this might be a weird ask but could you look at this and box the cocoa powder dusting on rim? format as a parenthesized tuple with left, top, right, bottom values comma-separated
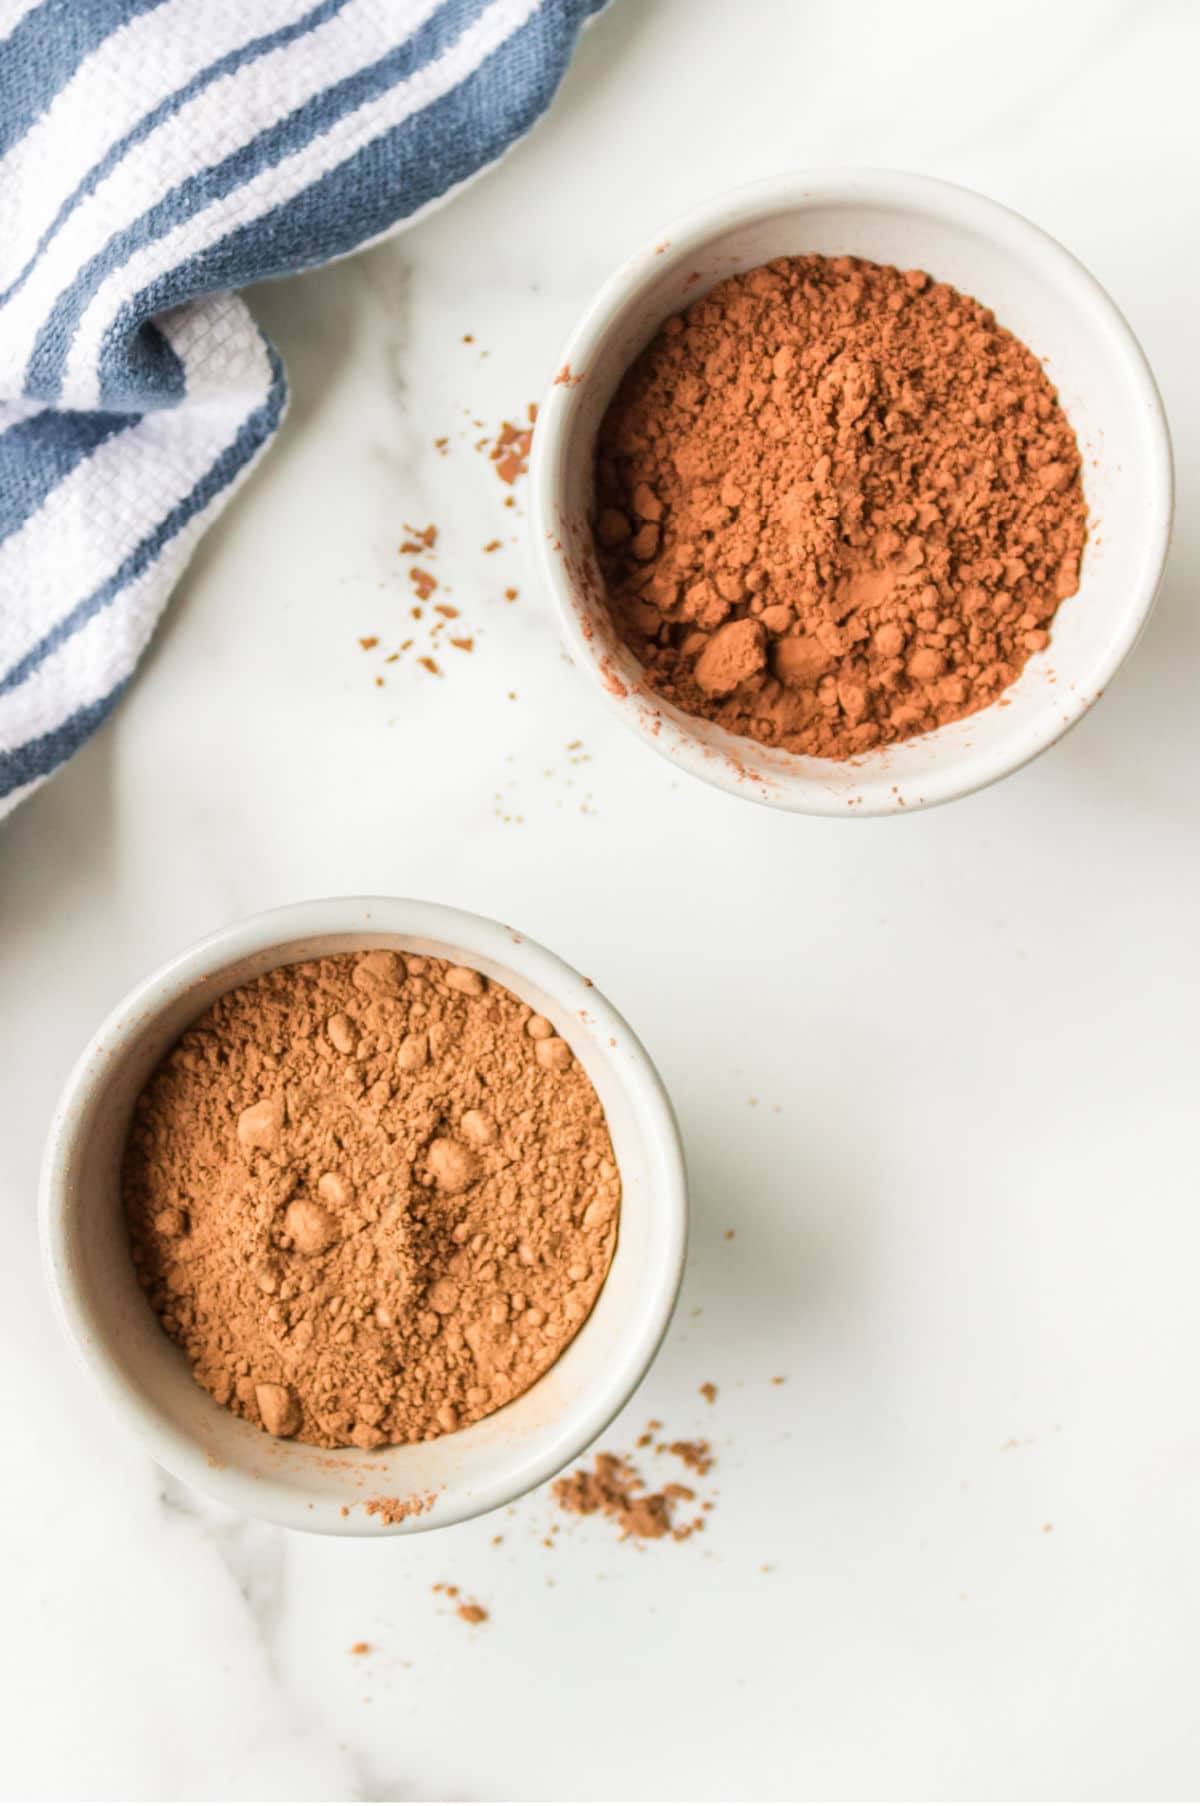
(123, 952, 619, 1450)
(594, 254, 1087, 758)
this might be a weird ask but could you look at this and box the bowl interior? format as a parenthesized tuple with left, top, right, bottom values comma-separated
(537, 178, 1171, 814)
(45, 916, 685, 1534)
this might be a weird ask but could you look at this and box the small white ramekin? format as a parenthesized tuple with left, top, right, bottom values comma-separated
(529, 169, 1173, 817)
(39, 899, 687, 1535)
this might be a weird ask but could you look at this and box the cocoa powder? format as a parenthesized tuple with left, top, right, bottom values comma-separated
(551, 1434, 715, 1542)
(594, 254, 1088, 758)
(122, 952, 619, 1448)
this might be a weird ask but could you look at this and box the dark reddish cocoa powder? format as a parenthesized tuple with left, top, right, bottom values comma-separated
(594, 254, 1088, 758)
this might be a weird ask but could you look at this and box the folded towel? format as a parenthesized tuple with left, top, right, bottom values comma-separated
(0, 0, 602, 817)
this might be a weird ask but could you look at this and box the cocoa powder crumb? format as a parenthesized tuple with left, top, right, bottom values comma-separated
(664, 1439, 713, 1476)
(699, 1381, 717, 1405)
(400, 523, 437, 555)
(457, 1602, 488, 1625)
(123, 953, 619, 1449)
(362, 1493, 434, 1526)
(487, 407, 536, 485)
(551, 1436, 717, 1544)
(358, 636, 378, 650)
(349, 1641, 370, 1655)
(595, 254, 1087, 758)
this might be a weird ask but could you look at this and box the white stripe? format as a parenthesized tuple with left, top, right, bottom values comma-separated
(0, 0, 50, 45)
(64, 0, 537, 408)
(0, 301, 270, 672)
(0, 771, 47, 818)
(0, 0, 437, 396)
(0, 0, 310, 287)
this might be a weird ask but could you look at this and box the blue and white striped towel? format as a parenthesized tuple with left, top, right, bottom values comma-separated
(0, 0, 602, 818)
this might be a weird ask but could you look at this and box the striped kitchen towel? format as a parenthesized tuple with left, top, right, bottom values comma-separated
(0, 0, 603, 818)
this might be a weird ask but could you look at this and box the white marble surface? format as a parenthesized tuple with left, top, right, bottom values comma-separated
(4, 1, 1200, 1798)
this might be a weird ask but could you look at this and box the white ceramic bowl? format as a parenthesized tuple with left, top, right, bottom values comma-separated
(39, 899, 687, 1536)
(529, 169, 1173, 817)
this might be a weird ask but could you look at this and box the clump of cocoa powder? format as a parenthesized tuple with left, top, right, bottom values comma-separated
(361, 1493, 434, 1525)
(123, 952, 619, 1449)
(487, 405, 536, 485)
(552, 1436, 714, 1542)
(594, 253, 1088, 758)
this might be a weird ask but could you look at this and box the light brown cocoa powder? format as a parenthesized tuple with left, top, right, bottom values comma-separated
(551, 1435, 715, 1542)
(594, 253, 1088, 758)
(122, 951, 619, 1449)
(361, 1493, 434, 1525)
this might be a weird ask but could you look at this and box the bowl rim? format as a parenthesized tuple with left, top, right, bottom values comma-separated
(38, 896, 689, 1535)
(528, 165, 1175, 818)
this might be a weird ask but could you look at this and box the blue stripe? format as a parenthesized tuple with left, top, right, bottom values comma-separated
(0, 0, 169, 157)
(25, 0, 493, 405)
(0, 676, 128, 801)
(0, 341, 286, 702)
(0, 408, 139, 546)
(98, 0, 598, 409)
(97, 317, 185, 413)
(0, 0, 357, 311)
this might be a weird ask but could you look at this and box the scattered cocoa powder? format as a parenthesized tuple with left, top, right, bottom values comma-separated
(487, 405, 536, 484)
(457, 1602, 488, 1625)
(349, 1641, 370, 1655)
(552, 1432, 716, 1543)
(662, 1439, 713, 1476)
(594, 254, 1087, 758)
(699, 1381, 717, 1405)
(400, 523, 437, 555)
(123, 951, 619, 1449)
(553, 1453, 672, 1540)
(362, 1492, 434, 1525)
